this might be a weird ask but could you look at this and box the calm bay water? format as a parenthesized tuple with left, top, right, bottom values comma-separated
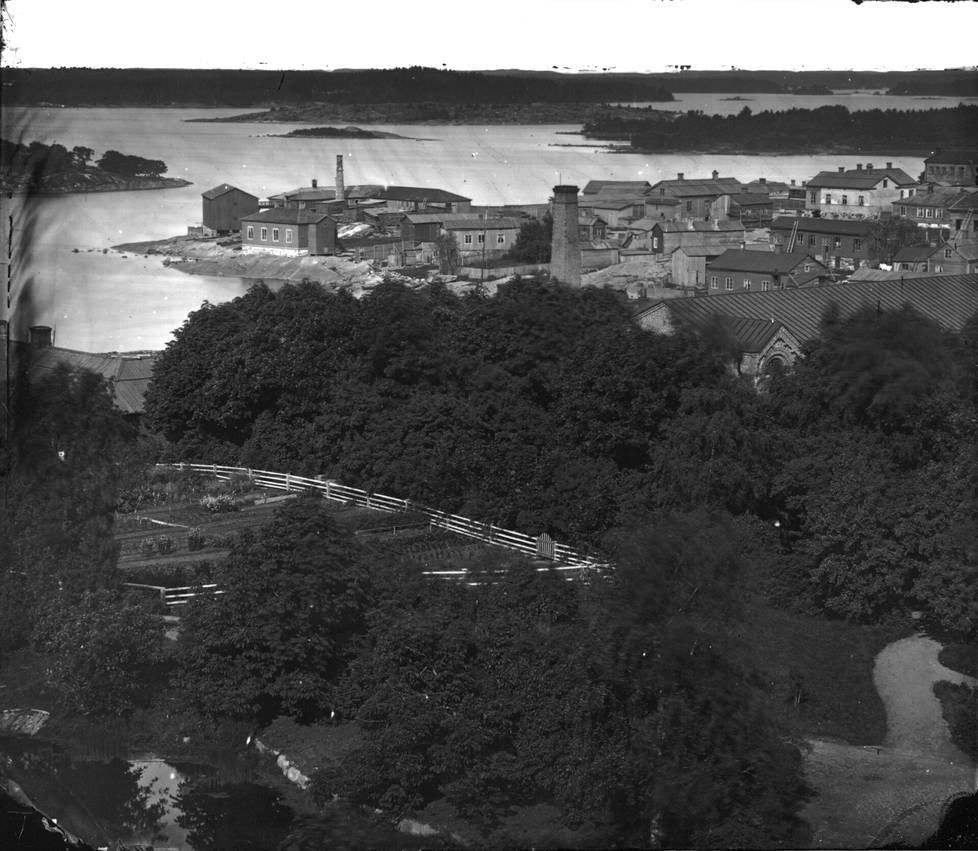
(0, 99, 939, 350)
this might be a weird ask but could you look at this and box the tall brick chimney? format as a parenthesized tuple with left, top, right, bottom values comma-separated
(336, 155, 345, 206)
(550, 185, 581, 287)
(712, 170, 719, 180)
(311, 178, 318, 188)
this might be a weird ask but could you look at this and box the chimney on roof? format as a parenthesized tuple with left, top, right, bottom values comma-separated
(886, 162, 893, 169)
(866, 162, 874, 170)
(336, 155, 345, 206)
(29, 325, 53, 348)
(677, 172, 684, 180)
(790, 179, 796, 186)
(550, 185, 581, 288)
(760, 177, 767, 184)
(712, 170, 719, 180)
(311, 178, 318, 189)
(838, 167, 845, 173)
(856, 164, 863, 171)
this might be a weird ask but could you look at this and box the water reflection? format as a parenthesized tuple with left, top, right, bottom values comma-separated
(0, 736, 294, 850)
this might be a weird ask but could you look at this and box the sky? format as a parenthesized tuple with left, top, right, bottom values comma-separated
(3, 0, 978, 73)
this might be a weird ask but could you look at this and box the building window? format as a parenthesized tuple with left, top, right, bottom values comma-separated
(743, 279, 751, 291)
(724, 277, 733, 291)
(778, 280, 785, 290)
(924, 208, 932, 218)
(463, 234, 473, 245)
(685, 201, 692, 212)
(808, 235, 816, 247)
(858, 195, 865, 206)
(823, 240, 831, 254)
(922, 262, 928, 272)
(882, 179, 888, 188)
(761, 280, 769, 291)
(260, 227, 267, 241)
(944, 248, 952, 259)
(653, 237, 660, 250)
(272, 228, 280, 242)
(809, 191, 817, 203)
(841, 195, 848, 206)
(825, 194, 832, 205)
(285, 229, 293, 244)
(247, 226, 254, 240)
(935, 265, 943, 273)
(803, 264, 812, 272)
(901, 263, 910, 270)
(900, 206, 907, 216)
(496, 233, 505, 245)
(477, 233, 485, 244)
(833, 237, 841, 248)
(710, 275, 719, 289)
(854, 238, 863, 251)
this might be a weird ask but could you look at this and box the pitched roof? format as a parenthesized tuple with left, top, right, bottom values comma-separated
(241, 208, 334, 225)
(23, 346, 157, 414)
(673, 245, 727, 258)
(645, 196, 679, 206)
(586, 197, 643, 211)
(728, 193, 774, 206)
(268, 187, 338, 201)
(649, 177, 743, 198)
(948, 190, 978, 212)
(657, 220, 745, 233)
(806, 167, 916, 189)
(741, 180, 792, 194)
(924, 149, 978, 166)
(446, 217, 523, 231)
(582, 180, 652, 196)
(720, 316, 785, 353)
(894, 244, 938, 262)
(900, 187, 965, 207)
(637, 274, 978, 344)
(708, 249, 820, 274)
(377, 185, 471, 203)
(202, 183, 256, 201)
(771, 216, 875, 236)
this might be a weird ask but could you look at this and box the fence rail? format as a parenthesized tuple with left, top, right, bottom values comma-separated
(151, 463, 610, 601)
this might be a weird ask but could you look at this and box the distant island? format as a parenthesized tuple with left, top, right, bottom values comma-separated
(583, 103, 978, 155)
(269, 125, 434, 140)
(0, 139, 190, 195)
(192, 102, 675, 125)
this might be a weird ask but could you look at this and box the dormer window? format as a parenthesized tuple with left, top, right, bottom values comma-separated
(882, 179, 889, 188)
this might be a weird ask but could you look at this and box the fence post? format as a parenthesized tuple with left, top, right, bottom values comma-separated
(366, 493, 372, 509)
(285, 473, 292, 491)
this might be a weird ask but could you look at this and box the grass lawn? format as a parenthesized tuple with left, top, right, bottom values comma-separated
(938, 643, 978, 678)
(726, 600, 912, 744)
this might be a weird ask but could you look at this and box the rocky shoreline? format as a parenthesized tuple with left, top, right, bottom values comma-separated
(1, 172, 191, 195)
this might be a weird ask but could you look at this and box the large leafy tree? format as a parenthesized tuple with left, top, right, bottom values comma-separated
(32, 590, 163, 716)
(176, 494, 372, 720)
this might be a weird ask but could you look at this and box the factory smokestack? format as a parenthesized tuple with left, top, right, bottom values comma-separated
(336, 155, 345, 206)
(550, 185, 581, 287)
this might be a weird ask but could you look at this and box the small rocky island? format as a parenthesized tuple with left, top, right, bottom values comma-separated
(0, 139, 191, 195)
(270, 125, 433, 141)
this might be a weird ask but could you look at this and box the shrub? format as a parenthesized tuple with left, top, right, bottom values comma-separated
(187, 527, 205, 552)
(156, 535, 174, 555)
(140, 538, 157, 558)
(199, 494, 237, 514)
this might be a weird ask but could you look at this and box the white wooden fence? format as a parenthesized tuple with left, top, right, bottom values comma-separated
(143, 463, 609, 603)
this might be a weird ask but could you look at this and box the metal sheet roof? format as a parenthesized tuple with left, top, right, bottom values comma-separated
(377, 186, 471, 203)
(708, 249, 819, 274)
(639, 274, 978, 344)
(924, 150, 978, 166)
(241, 209, 334, 225)
(771, 216, 875, 236)
(806, 168, 916, 189)
(650, 177, 744, 198)
(25, 347, 158, 414)
(202, 183, 256, 201)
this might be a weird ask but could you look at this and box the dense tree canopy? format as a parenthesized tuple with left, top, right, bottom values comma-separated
(176, 494, 373, 720)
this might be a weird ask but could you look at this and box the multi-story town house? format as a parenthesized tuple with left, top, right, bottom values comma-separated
(896, 188, 978, 238)
(770, 216, 876, 269)
(706, 249, 829, 293)
(923, 149, 978, 187)
(805, 162, 917, 217)
(647, 171, 743, 220)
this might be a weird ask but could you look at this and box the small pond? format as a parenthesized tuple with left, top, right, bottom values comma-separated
(0, 734, 295, 850)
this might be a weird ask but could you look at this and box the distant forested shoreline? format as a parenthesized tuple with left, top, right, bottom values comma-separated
(583, 104, 978, 154)
(6, 66, 976, 109)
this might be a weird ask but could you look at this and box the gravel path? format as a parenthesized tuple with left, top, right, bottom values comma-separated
(875, 634, 976, 762)
(801, 633, 977, 848)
